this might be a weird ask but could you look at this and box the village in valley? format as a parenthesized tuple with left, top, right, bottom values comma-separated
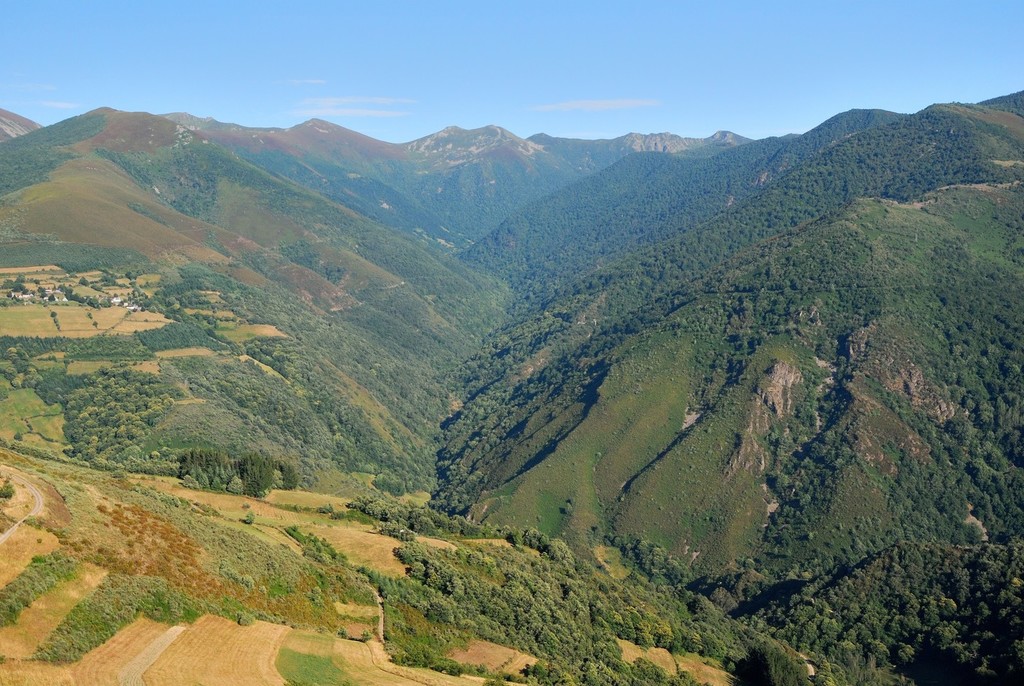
(1, 265, 161, 338)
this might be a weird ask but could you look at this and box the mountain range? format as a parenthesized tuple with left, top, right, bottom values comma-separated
(2, 90, 1024, 684)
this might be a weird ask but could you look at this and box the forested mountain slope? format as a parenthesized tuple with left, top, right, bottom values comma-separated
(169, 114, 747, 245)
(465, 109, 900, 303)
(0, 108, 505, 492)
(436, 96, 1024, 580)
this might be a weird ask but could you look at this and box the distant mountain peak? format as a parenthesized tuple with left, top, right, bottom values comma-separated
(407, 124, 544, 165)
(0, 108, 41, 141)
(619, 130, 750, 153)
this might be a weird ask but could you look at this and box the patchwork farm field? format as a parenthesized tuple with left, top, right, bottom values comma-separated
(0, 452, 508, 686)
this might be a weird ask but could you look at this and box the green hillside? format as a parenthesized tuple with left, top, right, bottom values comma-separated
(0, 109, 506, 493)
(464, 109, 901, 302)
(176, 117, 749, 247)
(436, 98, 1024, 580)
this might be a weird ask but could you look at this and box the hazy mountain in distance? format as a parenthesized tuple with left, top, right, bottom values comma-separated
(165, 113, 749, 244)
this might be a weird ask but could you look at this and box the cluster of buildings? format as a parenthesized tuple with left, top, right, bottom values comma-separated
(6, 287, 68, 302)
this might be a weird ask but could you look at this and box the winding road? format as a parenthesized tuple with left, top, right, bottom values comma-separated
(0, 470, 44, 545)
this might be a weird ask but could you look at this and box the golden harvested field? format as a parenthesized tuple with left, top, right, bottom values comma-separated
(0, 660, 74, 686)
(0, 564, 107, 658)
(65, 361, 113, 375)
(617, 639, 735, 685)
(109, 312, 170, 333)
(155, 347, 216, 358)
(265, 489, 350, 511)
(331, 637, 482, 686)
(617, 638, 677, 674)
(67, 617, 172, 686)
(217, 323, 287, 342)
(307, 525, 407, 577)
(419, 536, 457, 551)
(145, 615, 288, 686)
(0, 266, 62, 276)
(0, 527, 60, 588)
(675, 654, 736, 686)
(0, 307, 59, 336)
(448, 639, 537, 674)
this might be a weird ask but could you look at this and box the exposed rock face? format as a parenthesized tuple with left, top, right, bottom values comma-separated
(847, 323, 958, 423)
(759, 362, 803, 418)
(619, 130, 747, 153)
(0, 108, 40, 141)
(728, 361, 803, 478)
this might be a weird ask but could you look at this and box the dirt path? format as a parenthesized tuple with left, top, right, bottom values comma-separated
(0, 471, 45, 545)
(118, 625, 187, 686)
(375, 588, 385, 642)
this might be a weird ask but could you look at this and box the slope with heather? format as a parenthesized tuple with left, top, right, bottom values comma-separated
(169, 113, 748, 245)
(0, 109, 506, 492)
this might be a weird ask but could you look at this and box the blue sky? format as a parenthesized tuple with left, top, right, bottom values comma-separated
(3, 1, 1021, 143)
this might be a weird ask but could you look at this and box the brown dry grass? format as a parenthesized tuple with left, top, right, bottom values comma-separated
(65, 361, 113, 375)
(448, 639, 537, 673)
(459, 538, 511, 548)
(0, 266, 62, 275)
(145, 615, 288, 686)
(135, 478, 325, 528)
(131, 360, 161, 374)
(618, 640, 734, 685)
(334, 601, 378, 619)
(618, 639, 676, 674)
(69, 617, 172, 686)
(0, 308, 59, 337)
(332, 637, 482, 685)
(0, 660, 74, 686)
(0, 564, 107, 658)
(154, 347, 216, 358)
(264, 489, 350, 510)
(418, 537, 457, 551)
(0, 527, 60, 588)
(307, 525, 407, 577)
(217, 323, 287, 342)
(675, 654, 736, 686)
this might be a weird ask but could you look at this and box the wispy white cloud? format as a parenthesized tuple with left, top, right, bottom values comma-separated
(296, 107, 410, 118)
(301, 96, 416, 106)
(1, 82, 57, 92)
(39, 100, 80, 109)
(532, 98, 660, 112)
(293, 96, 415, 118)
